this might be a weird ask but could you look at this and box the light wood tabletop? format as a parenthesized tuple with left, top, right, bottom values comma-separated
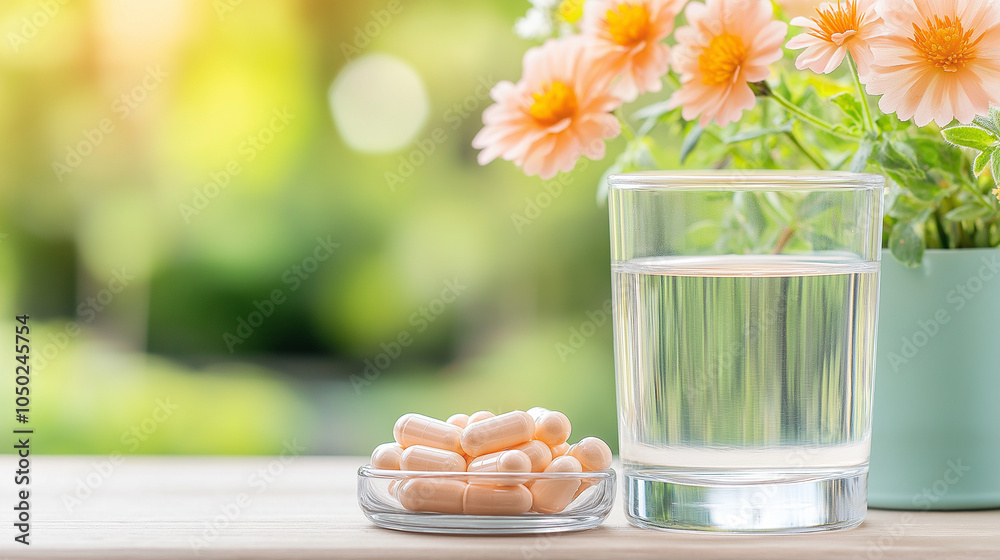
(1, 455, 998, 559)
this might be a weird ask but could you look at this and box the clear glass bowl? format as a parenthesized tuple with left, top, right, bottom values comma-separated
(357, 465, 616, 534)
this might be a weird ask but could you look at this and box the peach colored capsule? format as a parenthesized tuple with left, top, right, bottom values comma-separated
(399, 445, 467, 472)
(371, 442, 404, 470)
(549, 442, 570, 457)
(467, 449, 532, 475)
(530, 455, 583, 513)
(393, 413, 463, 454)
(446, 413, 470, 429)
(573, 479, 595, 500)
(464, 484, 532, 515)
(468, 410, 495, 423)
(397, 478, 467, 514)
(568, 437, 612, 471)
(461, 411, 534, 456)
(508, 440, 553, 472)
(527, 406, 548, 418)
(387, 479, 401, 498)
(533, 410, 572, 446)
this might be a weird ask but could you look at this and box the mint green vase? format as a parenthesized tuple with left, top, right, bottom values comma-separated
(869, 248, 1000, 509)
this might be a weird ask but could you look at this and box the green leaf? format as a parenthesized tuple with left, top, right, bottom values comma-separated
(763, 192, 794, 223)
(888, 220, 925, 267)
(973, 115, 1000, 136)
(849, 140, 874, 173)
(630, 137, 659, 170)
(909, 136, 964, 177)
(876, 112, 906, 132)
(685, 219, 723, 248)
(973, 108, 1000, 136)
(830, 92, 863, 127)
(944, 204, 991, 222)
(632, 100, 676, 121)
(875, 140, 921, 178)
(596, 161, 623, 204)
(874, 140, 944, 201)
(888, 194, 932, 222)
(679, 124, 703, 164)
(974, 150, 993, 175)
(726, 126, 792, 144)
(734, 191, 767, 243)
(992, 151, 1000, 183)
(941, 125, 998, 151)
(802, 230, 840, 251)
(797, 192, 837, 220)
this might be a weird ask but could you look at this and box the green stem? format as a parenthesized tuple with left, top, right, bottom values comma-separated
(847, 55, 878, 136)
(783, 130, 826, 170)
(769, 89, 861, 141)
(616, 108, 635, 142)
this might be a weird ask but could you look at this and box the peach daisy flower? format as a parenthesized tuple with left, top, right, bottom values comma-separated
(472, 38, 622, 179)
(667, 0, 788, 127)
(581, 0, 686, 102)
(862, 0, 1000, 127)
(786, 0, 882, 76)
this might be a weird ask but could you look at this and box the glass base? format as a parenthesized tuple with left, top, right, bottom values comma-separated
(623, 465, 868, 533)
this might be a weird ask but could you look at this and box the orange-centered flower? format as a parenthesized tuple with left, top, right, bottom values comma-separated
(668, 0, 787, 127)
(786, 0, 882, 75)
(911, 15, 980, 73)
(863, 0, 1000, 127)
(813, 0, 860, 43)
(606, 3, 652, 47)
(529, 82, 579, 127)
(472, 38, 622, 179)
(699, 33, 747, 86)
(581, 0, 685, 101)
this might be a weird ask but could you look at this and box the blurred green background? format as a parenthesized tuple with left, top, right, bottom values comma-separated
(0, 0, 620, 455)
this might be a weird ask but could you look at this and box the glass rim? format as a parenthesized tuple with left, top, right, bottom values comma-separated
(358, 464, 616, 480)
(608, 170, 884, 190)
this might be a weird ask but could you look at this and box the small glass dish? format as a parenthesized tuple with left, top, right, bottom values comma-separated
(357, 465, 616, 534)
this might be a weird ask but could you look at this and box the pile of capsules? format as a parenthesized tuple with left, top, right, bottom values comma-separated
(370, 407, 612, 516)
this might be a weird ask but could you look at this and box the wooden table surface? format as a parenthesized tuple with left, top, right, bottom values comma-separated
(1, 456, 998, 559)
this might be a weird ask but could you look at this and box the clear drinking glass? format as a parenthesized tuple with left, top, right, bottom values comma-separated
(608, 171, 884, 533)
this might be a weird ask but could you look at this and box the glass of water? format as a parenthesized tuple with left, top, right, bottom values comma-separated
(608, 171, 884, 533)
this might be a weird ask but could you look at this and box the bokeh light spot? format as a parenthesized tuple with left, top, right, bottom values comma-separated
(329, 54, 429, 153)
